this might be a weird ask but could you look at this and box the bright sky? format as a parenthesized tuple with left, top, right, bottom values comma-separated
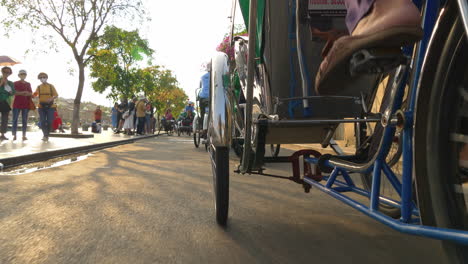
(0, 0, 243, 107)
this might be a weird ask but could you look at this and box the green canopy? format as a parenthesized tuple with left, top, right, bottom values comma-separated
(238, 0, 265, 62)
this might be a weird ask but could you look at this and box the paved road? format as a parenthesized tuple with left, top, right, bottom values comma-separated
(0, 135, 446, 263)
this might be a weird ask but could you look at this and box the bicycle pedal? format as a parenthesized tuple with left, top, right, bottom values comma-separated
(349, 48, 409, 77)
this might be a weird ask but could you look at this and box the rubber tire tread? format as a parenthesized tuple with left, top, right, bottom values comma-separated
(213, 146, 229, 226)
(415, 8, 468, 263)
(194, 132, 200, 148)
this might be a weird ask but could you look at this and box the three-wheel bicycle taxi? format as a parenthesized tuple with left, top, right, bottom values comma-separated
(193, 87, 210, 149)
(207, 0, 468, 262)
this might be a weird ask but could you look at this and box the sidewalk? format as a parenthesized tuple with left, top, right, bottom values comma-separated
(0, 129, 148, 160)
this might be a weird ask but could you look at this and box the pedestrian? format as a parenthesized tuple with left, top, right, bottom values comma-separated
(123, 97, 135, 135)
(111, 102, 118, 129)
(145, 101, 153, 134)
(94, 105, 102, 123)
(0, 67, 15, 140)
(114, 97, 127, 134)
(151, 106, 157, 134)
(136, 95, 146, 135)
(131, 97, 138, 134)
(12, 69, 33, 141)
(33, 72, 58, 142)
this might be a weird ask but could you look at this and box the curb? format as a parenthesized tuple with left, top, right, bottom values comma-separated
(0, 134, 161, 169)
(49, 133, 94, 138)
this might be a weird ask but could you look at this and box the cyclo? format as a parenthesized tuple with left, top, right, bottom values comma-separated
(194, 69, 211, 149)
(207, 0, 468, 262)
(158, 109, 176, 136)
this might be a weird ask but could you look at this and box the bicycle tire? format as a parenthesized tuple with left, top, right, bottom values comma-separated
(210, 146, 229, 226)
(360, 72, 404, 218)
(194, 131, 200, 148)
(415, 11, 468, 263)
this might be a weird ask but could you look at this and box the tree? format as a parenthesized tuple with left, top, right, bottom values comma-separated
(88, 25, 153, 101)
(0, 0, 145, 134)
(88, 27, 187, 116)
(137, 66, 187, 117)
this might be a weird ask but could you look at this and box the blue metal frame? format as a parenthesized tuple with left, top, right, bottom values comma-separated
(304, 0, 468, 245)
(287, 0, 315, 118)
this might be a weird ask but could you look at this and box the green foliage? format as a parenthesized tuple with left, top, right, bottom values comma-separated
(0, 0, 145, 56)
(0, 0, 146, 134)
(136, 66, 188, 116)
(88, 27, 187, 115)
(88, 26, 154, 100)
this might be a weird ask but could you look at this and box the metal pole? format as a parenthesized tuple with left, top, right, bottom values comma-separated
(229, 0, 237, 46)
(241, 0, 258, 173)
(295, 0, 310, 110)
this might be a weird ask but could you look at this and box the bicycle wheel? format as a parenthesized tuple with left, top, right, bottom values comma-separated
(168, 125, 173, 136)
(362, 134, 403, 218)
(232, 140, 243, 158)
(210, 146, 229, 226)
(194, 131, 201, 148)
(361, 74, 405, 218)
(157, 124, 162, 135)
(415, 12, 468, 263)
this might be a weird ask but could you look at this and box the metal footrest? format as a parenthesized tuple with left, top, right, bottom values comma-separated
(350, 48, 409, 77)
(255, 117, 380, 145)
(278, 96, 363, 119)
(261, 149, 323, 193)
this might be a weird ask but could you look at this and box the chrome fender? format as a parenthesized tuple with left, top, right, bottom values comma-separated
(193, 115, 199, 131)
(203, 113, 209, 130)
(208, 52, 232, 147)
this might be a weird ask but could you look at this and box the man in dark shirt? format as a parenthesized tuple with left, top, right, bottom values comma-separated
(114, 98, 128, 133)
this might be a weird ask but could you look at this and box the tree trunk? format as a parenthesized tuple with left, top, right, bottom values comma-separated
(71, 61, 85, 134)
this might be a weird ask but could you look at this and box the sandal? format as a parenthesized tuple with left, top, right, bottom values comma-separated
(315, 26, 423, 96)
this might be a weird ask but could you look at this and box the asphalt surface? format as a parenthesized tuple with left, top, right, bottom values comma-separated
(0, 135, 446, 264)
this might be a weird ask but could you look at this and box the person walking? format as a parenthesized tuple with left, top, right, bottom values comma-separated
(0, 67, 15, 140)
(114, 98, 127, 133)
(131, 97, 138, 134)
(33, 72, 58, 142)
(123, 97, 136, 135)
(111, 103, 118, 129)
(135, 95, 146, 135)
(145, 101, 153, 134)
(12, 69, 32, 141)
